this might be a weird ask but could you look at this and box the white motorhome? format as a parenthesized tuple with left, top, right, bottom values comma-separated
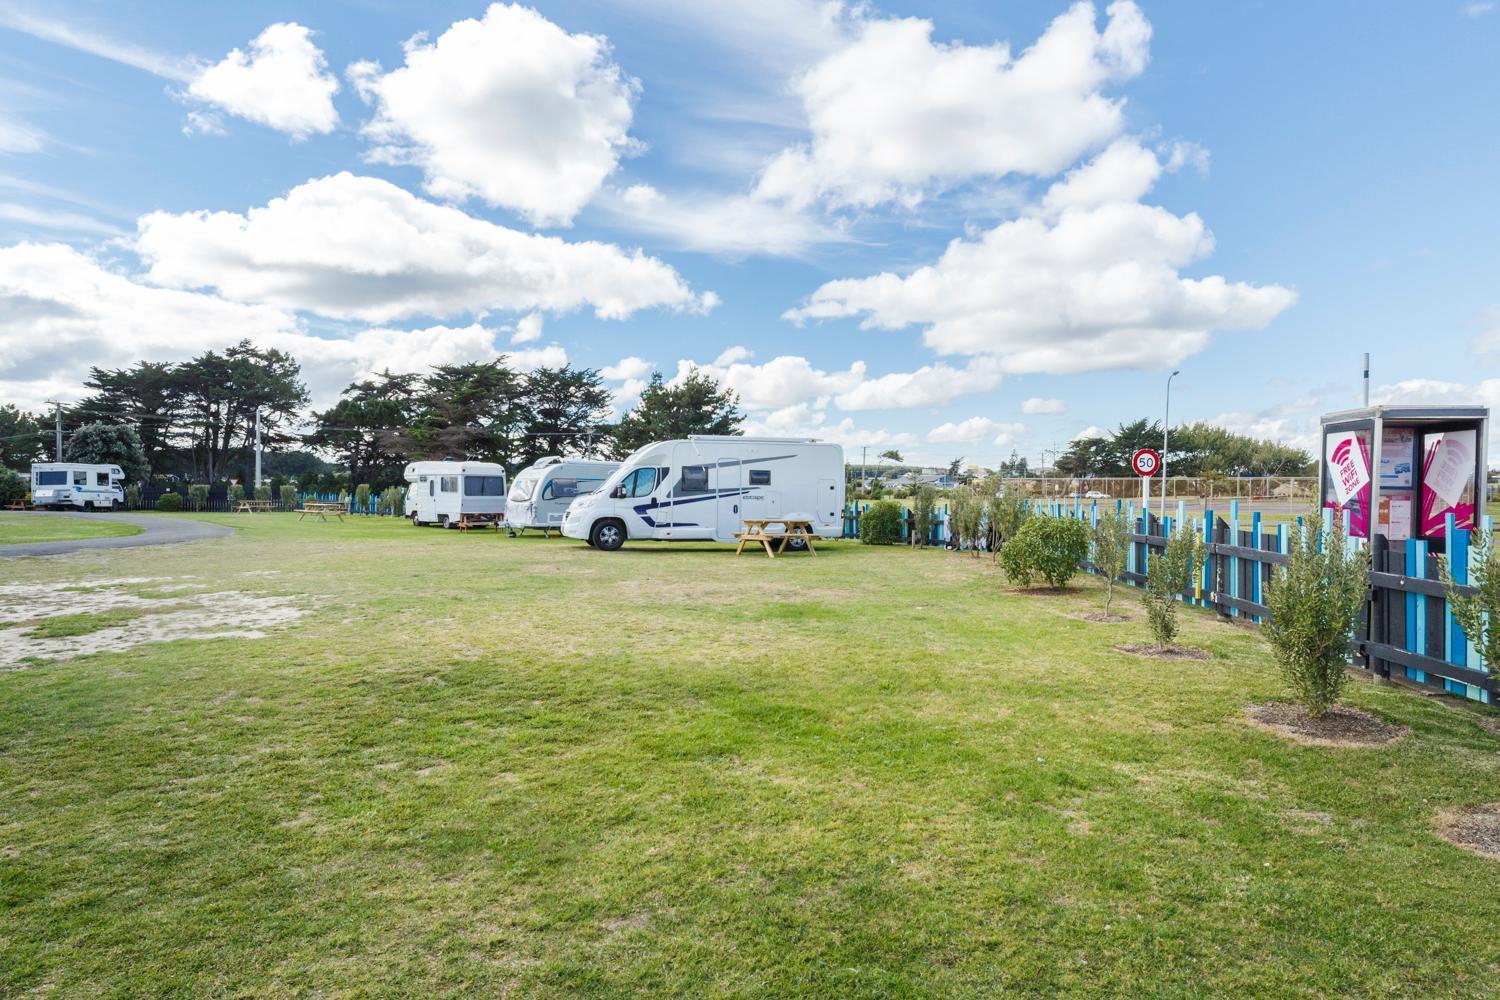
(561, 436, 845, 550)
(29, 463, 124, 510)
(506, 457, 619, 534)
(402, 461, 508, 527)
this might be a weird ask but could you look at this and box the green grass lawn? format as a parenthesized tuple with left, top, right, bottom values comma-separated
(0, 512, 142, 545)
(2, 514, 1497, 997)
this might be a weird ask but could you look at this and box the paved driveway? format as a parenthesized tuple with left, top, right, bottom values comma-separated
(0, 512, 232, 558)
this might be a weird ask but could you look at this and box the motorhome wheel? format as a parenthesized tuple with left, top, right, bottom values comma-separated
(591, 520, 624, 551)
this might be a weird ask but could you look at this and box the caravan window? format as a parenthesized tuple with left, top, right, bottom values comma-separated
(464, 475, 506, 496)
(96, 472, 110, 486)
(73, 471, 87, 486)
(749, 470, 771, 486)
(509, 475, 537, 502)
(677, 465, 710, 495)
(440, 476, 458, 493)
(36, 470, 65, 486)
(620, 467, 659, 498)
(543, 477, 578, 499)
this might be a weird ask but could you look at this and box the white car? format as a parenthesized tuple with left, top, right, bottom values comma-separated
(1084, 490, 1109, 499)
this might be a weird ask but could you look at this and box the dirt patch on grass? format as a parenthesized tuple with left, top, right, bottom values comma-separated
(1066, 611, 1131, 624)
(1475, 714, 1500, 737)
(1114, 643, 1210, 660)
(1435, 803, 1500, 860)
(1009, 586, 1075, 597)
(1244, 703, 1409, 748)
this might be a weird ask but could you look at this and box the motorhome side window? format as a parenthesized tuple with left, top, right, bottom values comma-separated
(73, 471, 87, 486)
(620, 467, 658, 497)
(749, 470, 771, 486)
(36, 471, 65, 485)
(464, 475, 505, 496)
(678, 466, 710, 494)
(440, 476, 458, 493)
(544, 478, 578, 499)
(96, 472, 110, 486)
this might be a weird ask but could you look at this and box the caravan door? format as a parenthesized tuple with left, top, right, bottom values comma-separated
(715, 459, 743, 541)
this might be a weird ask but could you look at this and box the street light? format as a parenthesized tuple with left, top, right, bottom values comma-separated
(1160, 370, 1180, 520)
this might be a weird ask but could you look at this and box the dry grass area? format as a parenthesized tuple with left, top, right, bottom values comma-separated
(1, 513, 1498, 997)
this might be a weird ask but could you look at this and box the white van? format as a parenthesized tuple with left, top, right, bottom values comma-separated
(402, 461, 508, 527)
(30, 463, 124, 510)
(561, 436, 845, 550)
(506, 457, 619, 534)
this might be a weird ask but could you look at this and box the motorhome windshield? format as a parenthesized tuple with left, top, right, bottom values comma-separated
(509, 474, 537, 502)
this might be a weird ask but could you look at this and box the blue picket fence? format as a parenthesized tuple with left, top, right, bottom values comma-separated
(842, 502, 950, 544)
(1038, 496, 1493, 705)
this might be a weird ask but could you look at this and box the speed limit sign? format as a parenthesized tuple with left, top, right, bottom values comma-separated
(1131, 448, 1160, 477)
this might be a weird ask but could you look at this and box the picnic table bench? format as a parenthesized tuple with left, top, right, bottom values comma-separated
(455, 512, 504, 532)
(295, 501, 347, 522)
(734, 517, 819, 558)
(232, 499, 273, 513)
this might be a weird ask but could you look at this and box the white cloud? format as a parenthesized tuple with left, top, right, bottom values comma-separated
(0, 7, 196, 81)
(600, 183, 847, 256)
(0, 114, 47, 154)
(133, 172, 716, 323)
(0, 202, 123, 236)
(786, 140, 1295, 374)
(1462, 2, 1495, 16)
(0, 242, 581, 410)
(1470, 306, 1500, 358)
(714, 345, 753, 366)
(1021, 397, 1067, 415)
(832, 358, 1003, 410)
(510, 311, 543, 344)
(1072, 425, 1109, 441)
(739, 406, 917, 452)
(928, 416, 1024, 445)
(672, 354, 866, 411)
(350, 3, 638, 226)
(602, 356, 653, 381)
(181, 110, 227, 137)
(755, 1, 1151, 210)
(187, 23, 340, 139)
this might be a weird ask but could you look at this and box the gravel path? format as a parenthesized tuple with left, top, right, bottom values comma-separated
(0, 512, 232, 559)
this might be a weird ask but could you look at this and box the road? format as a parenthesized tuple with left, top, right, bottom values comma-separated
(0, 512, 232, 559)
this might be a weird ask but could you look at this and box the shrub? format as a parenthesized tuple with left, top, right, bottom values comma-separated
(188, 484, 209, 511)
(1091, 507, 1133, 617)
(228, 483, 245, 504)
(1002, 516, 1090, 589)
(1263, 514, 1367, 717)
(989, 487, 1031, 550)
(0, 467, 27, 506)
(155, 492, 183, 512)
(254, 484, 271, 502)
(125, 483, 141, 510)
(860, 500, 903, 545)
(380, 486, 405, 516)
(1144, 524, 1204, 648)
(355, 483, 372, 513)
(911, 485, 937, 547)
(1442, 528, 1500, 673)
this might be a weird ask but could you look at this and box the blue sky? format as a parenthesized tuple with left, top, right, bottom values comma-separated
(2, 0, 1498, 468)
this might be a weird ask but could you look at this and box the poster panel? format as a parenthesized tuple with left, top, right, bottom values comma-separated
(1379, 427, 1414, 488)
(1420, 430, 1477, 537)
(1324, 431, 1372, 538)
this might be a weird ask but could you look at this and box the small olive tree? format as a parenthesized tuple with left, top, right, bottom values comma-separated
(355, 483, 372, 514)
(1091, 507, 1134, 617)
(1263, 514, 1368, 717)
(1441, 527, 1500, 671)
(989, 487, 1031, 552)
(911, 485, 937, 547)
(1144, 524, 1204, 648)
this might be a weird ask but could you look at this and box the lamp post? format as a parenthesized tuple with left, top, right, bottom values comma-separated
(1160, 370, 1180, 520)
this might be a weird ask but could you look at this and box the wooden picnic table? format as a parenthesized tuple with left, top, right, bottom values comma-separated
(734, 517, 818, 558)
(296, 501, 347, 522)
(455, 512, 504, 532)
(232, 499, 273, 513)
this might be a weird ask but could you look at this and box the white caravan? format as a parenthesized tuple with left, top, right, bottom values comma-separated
(30, 463, 124, 510)
(402, 461, 508, 527)
(506, 457, 620, 534)
(561, 436, 845, 550)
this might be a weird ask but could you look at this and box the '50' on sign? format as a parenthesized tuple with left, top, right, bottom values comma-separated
(1131, 448, 1160, 477)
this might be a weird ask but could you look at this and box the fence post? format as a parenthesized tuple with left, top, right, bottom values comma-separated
(1228, 500, 1241, 618)
(1406, 537, 1425, 683)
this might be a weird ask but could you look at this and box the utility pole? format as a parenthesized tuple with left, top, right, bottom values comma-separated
(861, 445, 867, 488)
(45, 400, 62, 460)
(1362, 352, 1370, 407)
(253, 406, 262, 489)
(1161, 370, 1180, 520)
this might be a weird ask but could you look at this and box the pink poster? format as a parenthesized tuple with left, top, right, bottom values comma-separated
(1324, 432, 1371, 538)
(1419, 430, 1476, 537)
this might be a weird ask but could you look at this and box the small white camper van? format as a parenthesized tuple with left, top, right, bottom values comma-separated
(561, 436, 845, 550)
(506, 457, 620, 533)
(402, 461, 508, 527)
(30, 463, 124, 510)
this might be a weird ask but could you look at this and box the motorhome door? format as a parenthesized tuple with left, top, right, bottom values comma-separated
(715, 459, 742, 540)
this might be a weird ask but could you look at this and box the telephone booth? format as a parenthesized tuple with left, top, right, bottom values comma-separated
(1319, 404, 1488, 552)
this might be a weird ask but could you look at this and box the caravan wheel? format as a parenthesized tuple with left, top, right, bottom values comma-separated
(590, 520, 624, 551)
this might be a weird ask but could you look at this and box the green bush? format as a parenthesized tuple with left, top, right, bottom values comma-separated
(154, 492, 183, 512)
(1091, 507, 1134, 617)
(1144, 525, 1204, 648)
(188, 484, 209, 511)
(355, 483, 372, 513)
(1264, 514, 1368, 717)
(911, 485, 936, 547)
(228, 483, 245, 504)
(1001, 516, 1090, 589)
(125, 483, 141, 510)
(860, 500, 903, 545)
(0, 467, 27, 506)
(989, 487, 1031, 549)
(254, 485, 271, 502)
(380, 486, 405, 516)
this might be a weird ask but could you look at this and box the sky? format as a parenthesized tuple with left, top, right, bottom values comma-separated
(1, 0, 1498, 469)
